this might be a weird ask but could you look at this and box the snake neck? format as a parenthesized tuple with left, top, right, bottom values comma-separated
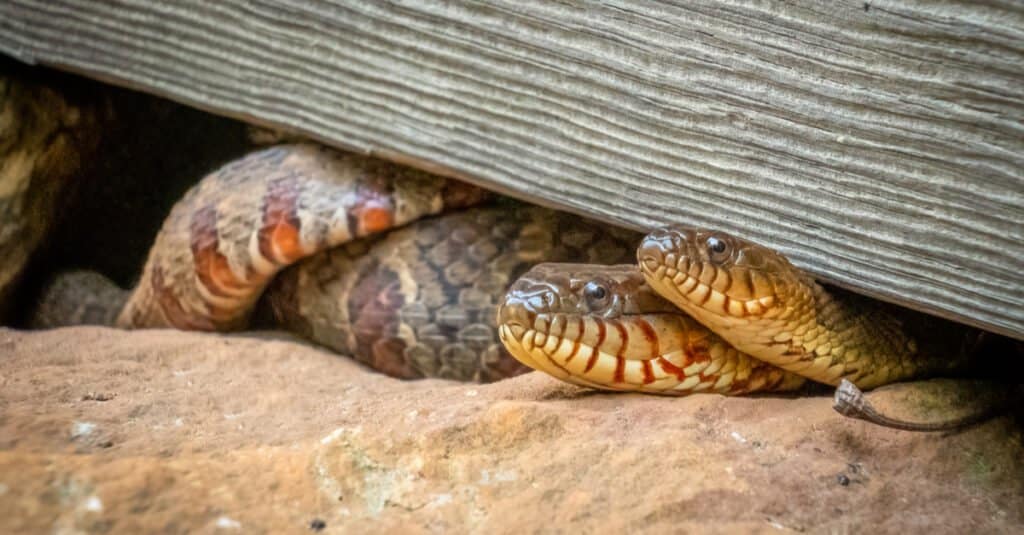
(730, 280, 974, 388)
(634, 226, 995, 391)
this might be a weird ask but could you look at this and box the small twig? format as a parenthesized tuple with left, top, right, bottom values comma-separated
(832, 379, 1008, 432)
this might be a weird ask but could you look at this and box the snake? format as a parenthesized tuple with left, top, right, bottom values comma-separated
(497, 227, 996, 399)
(33, 142, 641, 382)
(35, 141, 1007, 418)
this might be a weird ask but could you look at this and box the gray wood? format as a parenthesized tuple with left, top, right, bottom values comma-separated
(1, 0, 1021, 339)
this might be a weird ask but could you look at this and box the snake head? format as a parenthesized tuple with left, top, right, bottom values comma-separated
(497, 263, 674, 338)
(497, 262, 806, 394)
(497, 263, 713, 391)
(637, 226, 806, 325)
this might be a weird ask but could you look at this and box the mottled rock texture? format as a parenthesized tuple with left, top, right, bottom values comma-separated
(1, 327, 1020, 533)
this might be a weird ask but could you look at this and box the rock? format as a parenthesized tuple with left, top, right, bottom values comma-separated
(0, 63, 111, 319)
(0, 327, 1021, 533)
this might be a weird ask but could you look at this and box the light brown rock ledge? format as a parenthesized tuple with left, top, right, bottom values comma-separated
(0, 327, 1020, 534)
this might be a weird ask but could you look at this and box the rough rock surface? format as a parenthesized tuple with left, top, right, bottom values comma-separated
(1, 327, 1021, 534)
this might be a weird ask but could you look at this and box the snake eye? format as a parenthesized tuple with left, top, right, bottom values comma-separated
(583, 281, 610, 310)
(706, 236, 730, 262)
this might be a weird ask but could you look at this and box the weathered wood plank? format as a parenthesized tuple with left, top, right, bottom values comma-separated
(1, 1, 1022, 338)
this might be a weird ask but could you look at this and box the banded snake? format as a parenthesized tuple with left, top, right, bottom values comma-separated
(35, 143, 1011, 428)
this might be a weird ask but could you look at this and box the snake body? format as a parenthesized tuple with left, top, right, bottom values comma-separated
(39, 142, 993, 393)
(264, 205, 638, 381)
(116, 143, 488, 332)
(43, 143, 640, 381)
(498, 227, 988, 394)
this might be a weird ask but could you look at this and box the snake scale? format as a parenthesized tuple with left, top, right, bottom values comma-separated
(36, 143, 640, 382)
(38, 142, 1002, 400)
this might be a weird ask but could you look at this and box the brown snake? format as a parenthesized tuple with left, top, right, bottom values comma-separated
(35, 143, 640, 382)
(497, 227, 993, 397)
(497, 264, 808, 394)
(38, 142, 1005, 410)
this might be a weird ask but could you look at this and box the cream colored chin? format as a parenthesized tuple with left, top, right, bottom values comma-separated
(501, 323, 657, 391)
(498, 324, 730, 395)
(498, 324, 608, 390)
(497, 324, 545, 373)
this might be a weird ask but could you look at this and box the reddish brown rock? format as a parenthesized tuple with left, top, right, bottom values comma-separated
(0, 327, 1021, 533)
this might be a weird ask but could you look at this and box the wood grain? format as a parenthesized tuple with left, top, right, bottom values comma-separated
(1, 1, 1021, 338)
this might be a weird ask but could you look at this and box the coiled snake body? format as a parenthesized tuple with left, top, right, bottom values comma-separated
(38, 143, 640, 382)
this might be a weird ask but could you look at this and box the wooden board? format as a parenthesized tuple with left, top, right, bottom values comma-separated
(1, 1, 1022, 339)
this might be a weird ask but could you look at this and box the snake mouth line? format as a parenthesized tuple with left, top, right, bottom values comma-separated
(643, 263, 775, 319)
(498, 320, 749, 395)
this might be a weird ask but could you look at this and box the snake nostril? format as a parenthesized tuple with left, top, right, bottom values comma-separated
(498, 286, 548, 333)
(497, 299, 531, 332)
(639, 253, 662, 273)
(639, 229, 677, 270)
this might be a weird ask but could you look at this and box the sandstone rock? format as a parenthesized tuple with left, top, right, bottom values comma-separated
(0, 327, 1021, 533)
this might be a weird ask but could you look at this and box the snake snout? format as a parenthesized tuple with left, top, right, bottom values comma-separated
(497, 284, 555, 339)
(638, 227, 691, 273)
